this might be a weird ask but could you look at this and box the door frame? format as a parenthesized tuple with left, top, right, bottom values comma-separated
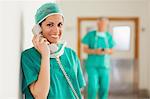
(77, 17, 139, 93)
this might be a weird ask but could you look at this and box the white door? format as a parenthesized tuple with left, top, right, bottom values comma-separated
(109, 20, 136, 94)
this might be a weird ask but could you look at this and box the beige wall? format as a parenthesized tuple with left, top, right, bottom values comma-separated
(0, 1, 22, 99)
(148, 0, 150, 94)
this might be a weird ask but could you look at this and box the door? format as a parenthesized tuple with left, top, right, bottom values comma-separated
(108, 19, 139, 94)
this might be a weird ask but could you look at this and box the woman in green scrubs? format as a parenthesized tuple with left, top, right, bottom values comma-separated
(21, 3, 85, 99)
(82, 17, 115, 99)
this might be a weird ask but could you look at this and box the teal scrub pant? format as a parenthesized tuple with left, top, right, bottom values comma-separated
(86, 67, 110, 99)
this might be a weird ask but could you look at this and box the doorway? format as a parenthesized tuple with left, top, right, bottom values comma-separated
(77, 17, 139, 95)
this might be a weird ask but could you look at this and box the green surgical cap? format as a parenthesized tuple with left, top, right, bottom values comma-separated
(35, 3, 63, 24)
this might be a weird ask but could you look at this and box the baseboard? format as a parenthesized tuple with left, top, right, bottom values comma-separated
(109, 89, 150, 98)
(138, 89, 150, 98)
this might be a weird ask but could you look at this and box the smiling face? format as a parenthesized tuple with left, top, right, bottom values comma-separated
(40, 14, 64, 44)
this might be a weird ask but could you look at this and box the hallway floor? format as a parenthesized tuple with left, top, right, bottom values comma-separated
(109, 94, 150, 99)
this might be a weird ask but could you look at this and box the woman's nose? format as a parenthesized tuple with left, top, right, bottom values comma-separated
(52, 26, 59, 34)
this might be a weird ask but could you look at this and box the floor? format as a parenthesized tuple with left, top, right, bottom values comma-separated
(82, 59, 150, 99)
(109, 94, 150, 99)
(110, 59, 134, 94)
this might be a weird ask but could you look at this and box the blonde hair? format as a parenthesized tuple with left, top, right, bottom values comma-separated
(97, 17, 109, 22)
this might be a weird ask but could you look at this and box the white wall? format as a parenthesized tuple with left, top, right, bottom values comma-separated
(148, 0, 150, 95)
(0, 1, 22, 99)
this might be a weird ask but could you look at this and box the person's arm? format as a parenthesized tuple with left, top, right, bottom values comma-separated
(82, 44, 103, 55)
(103, 49, 114, 55)
(29, 34, 50, 99)
(29, 56, 50, 99)
(83, 44, 114, 55)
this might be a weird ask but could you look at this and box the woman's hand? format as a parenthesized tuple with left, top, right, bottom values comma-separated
(30, 34, 51, 98)
(32, 34, 50, 57)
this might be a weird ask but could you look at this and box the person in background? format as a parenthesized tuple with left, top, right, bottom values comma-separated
(82, 17, 116, 99)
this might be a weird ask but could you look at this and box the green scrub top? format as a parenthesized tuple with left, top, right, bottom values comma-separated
(21, 47, 86, 99)
(82, 30, 116, 69)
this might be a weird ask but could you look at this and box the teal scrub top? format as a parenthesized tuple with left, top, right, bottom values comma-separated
(21, 47, 86, 99)
(82, 30, 116, 69)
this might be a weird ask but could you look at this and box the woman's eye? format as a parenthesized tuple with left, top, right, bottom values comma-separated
(58, 23, 63, 27)
(47, 24, 53, 27)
